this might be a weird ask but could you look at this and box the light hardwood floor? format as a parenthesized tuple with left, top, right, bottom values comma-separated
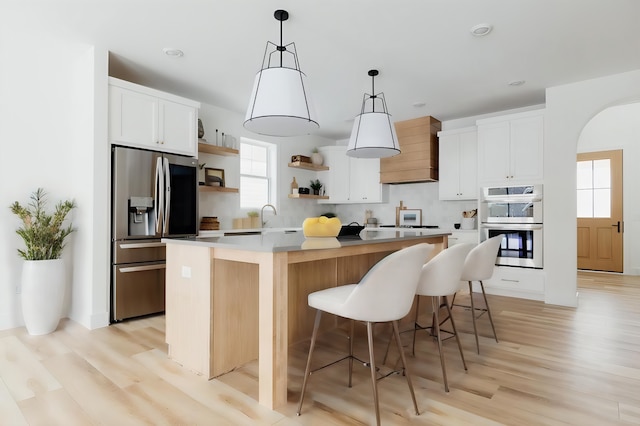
(2, 271, 639, 425)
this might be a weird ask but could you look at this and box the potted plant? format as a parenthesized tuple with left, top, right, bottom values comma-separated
(310, 179, 323, 196)
(311, 147, 324, 166)
(247, 210, 260, 228)
(10, 188, 76, 335)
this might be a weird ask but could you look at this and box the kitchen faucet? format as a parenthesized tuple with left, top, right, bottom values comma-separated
(261, 204, 277, 228)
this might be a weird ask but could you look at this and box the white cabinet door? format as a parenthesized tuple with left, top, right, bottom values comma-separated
(317, 147, 349, 204)
(318, 146, 384, 204)
(438, 133, 460, 200)
(510, 114, 543, 182)
(477, 109, 544, 186)
(349, 157, 382, 202)
(109, 78, 200, 157)
(109, 85, 159, 148)
(458, 130, 478, 199)
(160, 100, 197, 156)
(477, 121, 510, 185)
(438, 128, 478, 200)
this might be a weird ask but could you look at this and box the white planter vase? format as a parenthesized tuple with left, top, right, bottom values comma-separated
(21, 259, 65, 335)
(311, 152, 324, 166)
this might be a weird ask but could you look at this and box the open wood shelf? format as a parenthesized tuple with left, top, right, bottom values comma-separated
(199, 185, 239, 193)
(288, 162, 329, 171)
(198, 142, 239, 156)
(288, 193, 329, 200)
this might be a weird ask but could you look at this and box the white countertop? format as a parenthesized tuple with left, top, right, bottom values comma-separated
(166, 228, 452, 253)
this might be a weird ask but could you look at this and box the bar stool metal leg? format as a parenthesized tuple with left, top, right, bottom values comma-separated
(366, 322, 381, 426)
(444, 295, 467, 372)
(392, 320, 420, 416)
(297, 310, 322, 416)
(468, 281, 481, 354)
(348, 319, 354, 387)
(432, 296, 450, 392)
(479, 280, 499, 343)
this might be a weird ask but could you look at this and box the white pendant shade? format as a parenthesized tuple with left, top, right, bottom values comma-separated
(244, 67, 319, 137)
(346, 111, 400, 158)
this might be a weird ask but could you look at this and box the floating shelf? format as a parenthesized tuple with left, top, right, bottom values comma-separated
(199, 185, 239, 193)
(288, 162, 329, 171)
(198, 143, 239, 156)
(288, 193, 329, 200)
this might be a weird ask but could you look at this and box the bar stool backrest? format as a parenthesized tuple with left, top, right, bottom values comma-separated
(417, 243, 474, 297)
(460, 235, 503, 282)
(342, 243, 433, 322)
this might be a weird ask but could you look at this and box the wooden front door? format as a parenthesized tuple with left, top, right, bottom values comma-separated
(577, 150, 623, 272)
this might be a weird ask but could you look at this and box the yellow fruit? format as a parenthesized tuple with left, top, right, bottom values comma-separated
(302, 216, 341, 237)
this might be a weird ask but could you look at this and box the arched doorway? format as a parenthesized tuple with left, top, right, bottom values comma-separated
(576, 102, 640, 275)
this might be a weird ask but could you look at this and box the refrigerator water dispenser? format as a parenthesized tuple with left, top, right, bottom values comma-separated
(129, 196, 154, 236)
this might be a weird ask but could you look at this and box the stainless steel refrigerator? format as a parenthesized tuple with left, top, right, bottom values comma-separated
(111, 145, 198, 322)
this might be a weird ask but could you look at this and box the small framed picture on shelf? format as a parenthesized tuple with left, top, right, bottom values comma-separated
(205, 168, 225, 187)
(399, 209, 422, 227)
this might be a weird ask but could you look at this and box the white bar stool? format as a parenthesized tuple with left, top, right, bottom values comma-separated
(413, 243, 474, 392)
(297, 243, 434, 426)
(455, 234, 503, 354)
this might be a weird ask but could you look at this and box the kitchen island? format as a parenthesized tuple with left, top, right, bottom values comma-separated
(162, 228, 450, 409)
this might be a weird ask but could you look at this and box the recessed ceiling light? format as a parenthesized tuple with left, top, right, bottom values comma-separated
(508, 80, 526, 86)
(163, 48, 184, 57)
(470, 23, 493, 37)
(412, 102, 426, 108)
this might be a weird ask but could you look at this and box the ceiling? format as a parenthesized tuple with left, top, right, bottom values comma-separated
(6, 0, 640, 139)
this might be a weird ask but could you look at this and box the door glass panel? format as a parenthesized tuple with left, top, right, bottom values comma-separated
(577, 189, 593, 217)
(576, 159, 611, 218)
(593, 159, 610, 188)
(593, 188, 611, 218)
(576, 161, 592, 189)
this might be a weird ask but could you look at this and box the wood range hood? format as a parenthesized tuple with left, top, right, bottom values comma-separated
(380, 115, 441, 184)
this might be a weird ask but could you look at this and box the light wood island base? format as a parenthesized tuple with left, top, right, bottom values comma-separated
(164, 235, 446, 409)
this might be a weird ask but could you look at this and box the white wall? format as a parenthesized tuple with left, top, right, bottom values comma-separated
(577, 103, 640, 275)
(0, 25, 109, 329)
(197, 103, 335, 229)
(545, 69, 640, 306)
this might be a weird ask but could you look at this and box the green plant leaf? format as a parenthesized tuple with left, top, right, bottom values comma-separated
(10, 188, 76, 260)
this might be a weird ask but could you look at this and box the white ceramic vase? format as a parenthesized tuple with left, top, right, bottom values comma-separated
(311, 152, 324, 166)
(21, 259, 65, 335)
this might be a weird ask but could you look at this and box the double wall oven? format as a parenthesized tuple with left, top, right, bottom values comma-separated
(479, 184, 543, 269)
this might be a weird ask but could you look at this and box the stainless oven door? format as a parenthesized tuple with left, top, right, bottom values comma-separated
(480, 223, 543, 268)
(481, 199, 543, 223)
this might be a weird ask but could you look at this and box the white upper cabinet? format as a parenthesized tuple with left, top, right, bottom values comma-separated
(109, 77, 200, 156)
(438, 126, 478, 200)
(477, 109, 544, 186)
(317, 146, 386, 204)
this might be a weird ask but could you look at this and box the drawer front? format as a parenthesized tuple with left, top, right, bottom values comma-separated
(483, 267, 545, 293)
(114, 241, 165, 264)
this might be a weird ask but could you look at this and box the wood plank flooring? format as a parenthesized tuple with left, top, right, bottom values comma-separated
(1, 271, 639, 425)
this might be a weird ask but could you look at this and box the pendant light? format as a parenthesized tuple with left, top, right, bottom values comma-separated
(346, 69, 400, 158)
(244, 9, 319, 137)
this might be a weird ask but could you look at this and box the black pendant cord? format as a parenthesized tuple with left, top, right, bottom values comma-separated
(369, 69, 379, 112)
(274, 10, 289, 68)
(279, 17, 283, 67)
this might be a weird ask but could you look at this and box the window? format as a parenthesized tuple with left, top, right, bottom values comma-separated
(240, 138, 277, 209)
(577, 159, 611, 218)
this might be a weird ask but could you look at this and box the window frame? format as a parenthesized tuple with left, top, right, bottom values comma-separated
(239, 138, 278, 210)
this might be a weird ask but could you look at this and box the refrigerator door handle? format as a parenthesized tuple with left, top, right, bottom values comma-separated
(118, 264, 167, 273)
(163, 157, 171, 235)
(119, 242, 165, 249)
(154, 157, 164, 234)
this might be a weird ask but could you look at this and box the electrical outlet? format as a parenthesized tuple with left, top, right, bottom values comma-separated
(181, 266, 192, 278)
